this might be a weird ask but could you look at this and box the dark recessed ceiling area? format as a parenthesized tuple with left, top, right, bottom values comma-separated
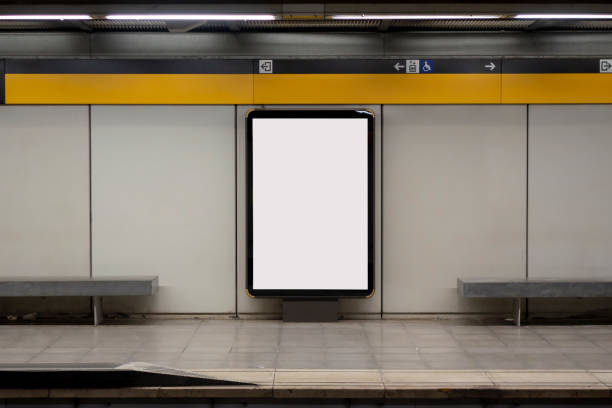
(2, 1, 612, 32)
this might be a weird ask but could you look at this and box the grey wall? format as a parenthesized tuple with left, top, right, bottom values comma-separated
(0, 106, 90, 277)
(383, 105, 527, 314)
(1, 103, 612, 317)
(0, 106, 90, 314)
(528, 105, 612, 314)
(91, 105, 235, 314)
(529, 105, 612, 280)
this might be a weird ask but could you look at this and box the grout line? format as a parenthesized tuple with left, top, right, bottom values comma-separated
(179, 320, 202, 357)
(589, 370, 611, 389)
(483, 370, 496, 386)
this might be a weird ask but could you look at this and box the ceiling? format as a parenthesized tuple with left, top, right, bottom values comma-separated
(2, 1, 612, 32)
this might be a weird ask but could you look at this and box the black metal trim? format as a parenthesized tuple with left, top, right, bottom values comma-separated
(5, 59, 253, 74)
(246, 109, 375, 298)
(7, 57, 612, 75)
(503, 57, 604, 73)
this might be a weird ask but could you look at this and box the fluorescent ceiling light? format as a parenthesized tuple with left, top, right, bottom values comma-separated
(0, 15, 91, 20)
(106, 14, 275, 20)
(515, 14, 612, 19)
(330, 14, 500, 20)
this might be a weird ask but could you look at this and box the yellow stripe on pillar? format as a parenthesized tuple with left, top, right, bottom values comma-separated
(254, 73, 501, 104)
(502, 74, 612, 104)
(5, 74, 254, 104)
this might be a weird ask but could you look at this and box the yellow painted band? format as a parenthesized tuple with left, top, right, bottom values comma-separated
(5, 73, 253, 104)
(502, 73, 612, 104)
(6, 72, 612, 104)
(254, 73, 501, 104)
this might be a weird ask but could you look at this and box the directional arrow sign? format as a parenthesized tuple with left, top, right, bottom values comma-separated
(485, 62, 496, 71)
(394, 62, 405, 72)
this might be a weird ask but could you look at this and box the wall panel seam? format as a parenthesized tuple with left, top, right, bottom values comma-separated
(234, 104, 239, 317)
(380, 104, 384, 317)
(89, 104, 93, 279)
(525, 104, 529, 318)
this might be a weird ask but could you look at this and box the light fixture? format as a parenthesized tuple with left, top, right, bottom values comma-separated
(514, 14, 612, 19)
(0, 15, 91, 20)
(330, 14, 501, 20)
(105, 14, 276, 20)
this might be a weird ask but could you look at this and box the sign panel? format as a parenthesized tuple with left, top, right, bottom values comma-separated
(252, 58, 500, 74)
(246, 110, 374, 297)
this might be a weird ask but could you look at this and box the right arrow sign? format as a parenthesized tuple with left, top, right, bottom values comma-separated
(485, 62, 496, 71)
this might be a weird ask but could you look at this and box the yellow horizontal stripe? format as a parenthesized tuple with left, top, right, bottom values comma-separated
(502, 73, 612, 104)
(7, 72, 612, 105)
(254, 74, 501, 104)
(5, 74, 253, 104)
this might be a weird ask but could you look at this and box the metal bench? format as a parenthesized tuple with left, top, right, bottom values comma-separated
(457, 278, 612, 326)
(0, 276, 158, 325)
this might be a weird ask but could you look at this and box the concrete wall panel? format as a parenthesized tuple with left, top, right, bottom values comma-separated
(529, 106, 612, 276)
(0, 106, 90, 314)
(383, 105, 527, 313)
(91, 105, 235, 313)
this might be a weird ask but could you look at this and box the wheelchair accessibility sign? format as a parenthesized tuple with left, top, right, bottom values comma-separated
(420, 60, 434, 73)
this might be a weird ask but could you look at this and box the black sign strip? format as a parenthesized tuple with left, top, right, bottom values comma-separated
(255, 58, 500, 74)
(502, 58, 602, 74)
(0, 59, 4, 104)
(6, 59, 253, 74)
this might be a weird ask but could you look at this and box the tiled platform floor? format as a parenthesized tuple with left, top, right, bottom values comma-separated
(1, 319, 612, 370)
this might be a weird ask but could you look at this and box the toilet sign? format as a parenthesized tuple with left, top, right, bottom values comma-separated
(406, 59, 420, 73)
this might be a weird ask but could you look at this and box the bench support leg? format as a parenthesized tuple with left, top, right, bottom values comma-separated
(513, 297, 523, 327)
(92, 296, 103, 326)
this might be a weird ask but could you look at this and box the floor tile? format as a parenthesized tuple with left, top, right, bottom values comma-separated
(0, 320, 610, 373)
(275, 369, 381, 384)
(591, 371, 612, 386)
(377, 360, 429, 369)
(326, 360, 378, 369)
(0, 352, 36, 363)
(487, 370, 601, 385)
(382, 370, 492, 385)
(194, 369, 275, 385)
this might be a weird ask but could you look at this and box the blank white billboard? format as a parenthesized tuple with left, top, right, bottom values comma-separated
(247, 110, 373, 297)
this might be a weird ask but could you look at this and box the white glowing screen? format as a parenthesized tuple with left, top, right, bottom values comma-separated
(252, 117, 369, 290)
